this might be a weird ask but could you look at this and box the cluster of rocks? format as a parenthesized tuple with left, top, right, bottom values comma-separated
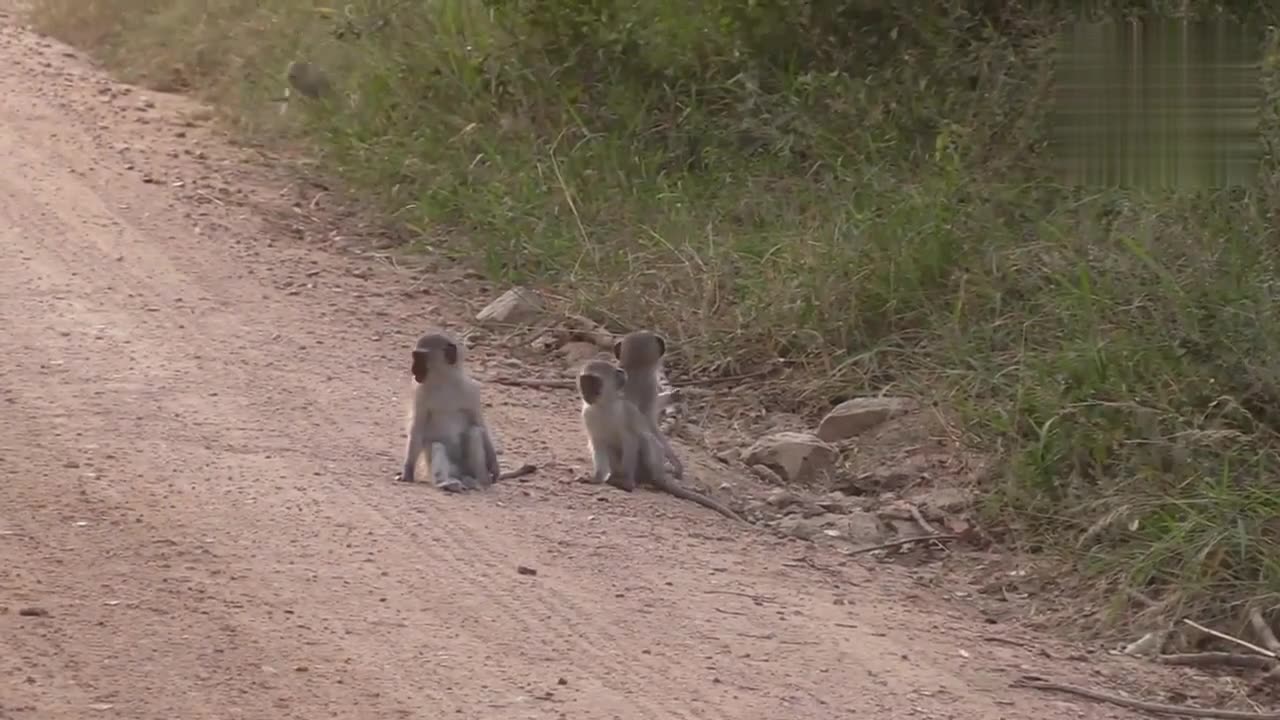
(741, 398, 976, 551)
(475, 286, 977, 555)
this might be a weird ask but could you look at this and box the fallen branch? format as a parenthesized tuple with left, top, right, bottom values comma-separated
(1011, 675, 1280, 719)
(1156, 653, 1277, 671)
(844, 534, 958, 556)
(1250, 609, 1280, 656)
(669, 366, 778, 388)
(485, 376, 575, 389)
(908, 504, 940, 535)
(486, 366, 778, 391)
(1183, 619, 1279, 659)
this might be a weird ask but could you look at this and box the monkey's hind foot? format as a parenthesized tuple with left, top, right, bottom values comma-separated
(433, 476, 467, 493)
(605, 473, 636, 492)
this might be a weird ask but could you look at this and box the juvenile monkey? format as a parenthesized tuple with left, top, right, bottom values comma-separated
(577, 360, 743, 523)
(396, 331, 534, 491)
(613, 330, 685, 480)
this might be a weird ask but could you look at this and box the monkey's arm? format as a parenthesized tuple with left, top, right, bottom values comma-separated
(479, 423, 500, 484)
(611, 425, 639, 492)
(400, 431, 422, 482)
(428, 441, 464, 492)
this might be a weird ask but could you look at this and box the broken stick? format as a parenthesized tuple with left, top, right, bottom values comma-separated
(908, 504, 940, 535)
(844, 534, 958, 556)
(1156, 652, 1277, 671)
(1183, 618, 1278, 659)
(1012, 675, 1280, 719)
(486, 377, 575, 389)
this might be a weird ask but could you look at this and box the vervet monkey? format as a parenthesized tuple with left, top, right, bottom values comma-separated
(613, 330, 684, 480)
(397, 331, 534, 491)
(577, 360, 743, 523)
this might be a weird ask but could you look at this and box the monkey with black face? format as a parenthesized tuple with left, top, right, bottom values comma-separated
(397, 331, 534, 491)
(578, 359, 743, 522)
(613, 330, 684, 480)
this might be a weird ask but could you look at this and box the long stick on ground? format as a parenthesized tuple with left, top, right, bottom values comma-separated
(844, 534, 957, 556)
(1183, 619, 1278, 659)
(1012, 676, 1280, 719)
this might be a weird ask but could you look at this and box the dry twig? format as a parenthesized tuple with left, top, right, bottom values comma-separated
(486, 366, 778, 391)
(1012, 675, 1280, 719)
(1156, 653, 1277, 671)
(908, 504, 940, 535)
(844, 534, 958, 556)
(1184, 619, 1279, 659)
(669, 366, 778, 388)
(485, 376, 575, 389)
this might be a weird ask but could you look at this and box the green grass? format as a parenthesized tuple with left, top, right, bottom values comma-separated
(30, 0, 1280, 626)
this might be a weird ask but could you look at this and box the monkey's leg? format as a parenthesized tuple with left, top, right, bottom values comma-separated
(478, 424, 501, 486)
(399, 433, 422, 482)
(656, 431, 685, 480)
(607, 433, 639, 492)
(463, 426, 492, 489)
(428, 442, 465, 493)
(585, 438, 611, 484)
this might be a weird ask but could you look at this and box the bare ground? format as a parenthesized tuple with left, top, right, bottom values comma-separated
(0, 10, 1256, 720)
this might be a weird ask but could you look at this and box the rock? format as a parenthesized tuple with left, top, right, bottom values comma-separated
(558, 341, 601, 366)
(748, 463, 784, 485)
(765, 488, 801, 508)
(876, 500, 917, 522)
(814, 494, 851, 515)
(832, 467, 916, 495)
(884, 518, 922, 537)
(476, 287, 543, 326)
(775, 514, 833, 541)
(816, 396, 918, 442)
(744, 432, 838, 484)
(914, 486, 973, 516)
(843, 511, 889, 544)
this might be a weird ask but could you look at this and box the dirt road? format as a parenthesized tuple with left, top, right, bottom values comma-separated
(0, 12, 1183, 720)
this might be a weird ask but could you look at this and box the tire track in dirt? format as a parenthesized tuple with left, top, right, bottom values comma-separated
(0, 10, 1172, 720)
(0, 98, 724, 720)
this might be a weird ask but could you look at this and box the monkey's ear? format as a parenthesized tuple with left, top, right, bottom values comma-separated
(411, 350, 428, 383)
(612, 339, 623, 360)
(443, 342, 458, 365)
(654, 334, 666, 357)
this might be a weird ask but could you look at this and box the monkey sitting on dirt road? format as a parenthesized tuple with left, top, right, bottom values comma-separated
(577, 359, 743, 523)
(612, 330, 685, 480)
(396, 331, 535, 491)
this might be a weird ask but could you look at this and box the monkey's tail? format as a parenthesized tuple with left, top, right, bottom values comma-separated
(656, 480, 746, 524)
(498, 463, 537, 481)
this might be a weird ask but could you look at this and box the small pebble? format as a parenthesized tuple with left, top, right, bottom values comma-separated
(516, 565, 537, 576)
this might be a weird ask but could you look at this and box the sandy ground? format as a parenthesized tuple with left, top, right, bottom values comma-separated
(0, 10, 1218, 720)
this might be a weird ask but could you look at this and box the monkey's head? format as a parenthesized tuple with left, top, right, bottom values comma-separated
(577, 360, 626, 405)
(410, 332, 461, 383)
(613, 330, 666, 369)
